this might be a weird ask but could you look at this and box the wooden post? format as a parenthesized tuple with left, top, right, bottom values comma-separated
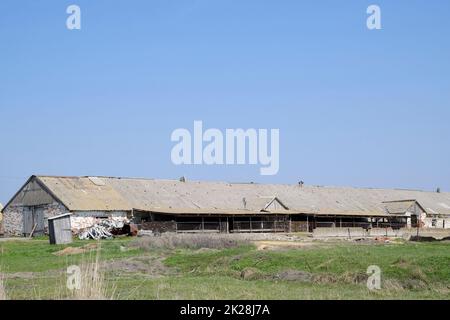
(29, 223, 37, 238)
(306, 215, 309, 232)
(415, 204, 420, 237)
(201, 217, 205, 233)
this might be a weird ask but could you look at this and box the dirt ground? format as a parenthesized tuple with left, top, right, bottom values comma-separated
(53, 243, 98, 256)
(102, 255, 173, 277)
(254, 240, 317, 250)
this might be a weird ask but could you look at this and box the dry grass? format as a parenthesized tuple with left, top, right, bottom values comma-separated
(130, 233, 250, 250)
(0, 246, 7, 300)
(383, 279, 405, 293)
(0, 270, 7, 300)
(65, 246, 115, 300)
(1, 246, 116, 300)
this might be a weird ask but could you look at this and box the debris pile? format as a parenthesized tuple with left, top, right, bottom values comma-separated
(71, 216, 98, 234)
(78, 219, 130, 240)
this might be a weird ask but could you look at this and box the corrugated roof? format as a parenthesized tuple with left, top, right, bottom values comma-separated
(134, 207, 268, 215)
(28, 176, 450, 217)
(38, 176, 130, 211)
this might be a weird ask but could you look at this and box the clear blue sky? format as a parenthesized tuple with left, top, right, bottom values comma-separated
(1, 0, 450, 203)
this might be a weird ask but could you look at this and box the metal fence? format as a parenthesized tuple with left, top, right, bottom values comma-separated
(231, 220, 288, 233)
(175, 219, 289, 233)
(173, 218, 411, 233)
(176, 221, 222, 233)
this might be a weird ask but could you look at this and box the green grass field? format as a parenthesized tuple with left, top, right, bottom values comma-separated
(1, 237, 449, 300)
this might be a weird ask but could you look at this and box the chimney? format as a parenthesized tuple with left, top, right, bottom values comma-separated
(242, 197, 247, 209)
(179, 176, 186, 183)
(437, 187, 441, 193)
(298, 181, 304, 187)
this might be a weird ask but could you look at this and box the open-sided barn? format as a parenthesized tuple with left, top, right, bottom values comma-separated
(1, 175, 450, 237)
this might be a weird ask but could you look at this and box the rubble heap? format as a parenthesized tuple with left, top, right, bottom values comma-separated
(78, 219, 130, 240)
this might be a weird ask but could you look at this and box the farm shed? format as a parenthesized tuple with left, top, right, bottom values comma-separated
(48, 213, 73, 244)
(1, 175, 450, 237)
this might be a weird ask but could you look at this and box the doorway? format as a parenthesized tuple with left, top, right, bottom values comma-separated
(23, 206, 45, 237)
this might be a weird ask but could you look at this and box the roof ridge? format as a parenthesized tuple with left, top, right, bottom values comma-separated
(32, 175, 449, 194)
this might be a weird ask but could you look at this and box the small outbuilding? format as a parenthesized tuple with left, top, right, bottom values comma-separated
(48, 213, 73, 244)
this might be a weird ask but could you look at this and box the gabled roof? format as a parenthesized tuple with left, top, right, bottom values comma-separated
(243, 196, 289, 212)
(3, 175, 450, 217)
(383, 200, 426, 215)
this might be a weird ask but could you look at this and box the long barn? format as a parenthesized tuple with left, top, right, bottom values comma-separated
(1, 175, 450, 237)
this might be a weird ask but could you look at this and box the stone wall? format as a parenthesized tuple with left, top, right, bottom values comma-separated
(2, 205, 24, 236)
(313, 227, 450, 239)
(313, 227, 402, 238)
(70, 214, 129, 233)
(423, 217, 450, 229)
(2, 202, 67, 236)
(3, 207, 129, 237)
